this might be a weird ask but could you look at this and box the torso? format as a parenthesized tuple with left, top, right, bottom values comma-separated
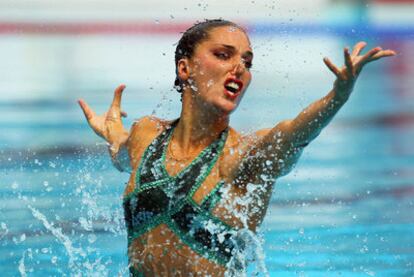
(123, 116, 268, 276)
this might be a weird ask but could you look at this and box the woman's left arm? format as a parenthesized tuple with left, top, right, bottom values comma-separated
(233, 43, 395, 229)
(242, 42, 396, 179)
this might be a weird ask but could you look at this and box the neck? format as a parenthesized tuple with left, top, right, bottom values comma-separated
(172, 92, 229, 155)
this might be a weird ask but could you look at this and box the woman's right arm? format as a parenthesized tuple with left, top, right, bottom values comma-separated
(78, 84, 131, 172)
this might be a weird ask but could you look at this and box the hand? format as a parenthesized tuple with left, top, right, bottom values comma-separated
(323, 42, 396, 101)
(78, 84, 129, 151)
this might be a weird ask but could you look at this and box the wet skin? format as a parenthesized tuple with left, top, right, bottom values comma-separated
(78, 25, 396, 275)
(181, 26, 253, 115)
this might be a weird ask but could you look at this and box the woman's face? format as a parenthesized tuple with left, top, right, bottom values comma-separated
(186, 25, 253, 115)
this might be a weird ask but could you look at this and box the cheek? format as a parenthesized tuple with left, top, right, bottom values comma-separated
(197, 56, 228, 76)
(202, 61, 223, 76)
(196, 63, 224, 90)
(243, 72, 252, 88)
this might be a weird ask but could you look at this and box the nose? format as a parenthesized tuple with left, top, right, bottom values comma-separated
(231, 58, 246, 76)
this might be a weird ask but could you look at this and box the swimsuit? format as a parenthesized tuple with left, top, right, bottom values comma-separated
(123, 122, 240, 275)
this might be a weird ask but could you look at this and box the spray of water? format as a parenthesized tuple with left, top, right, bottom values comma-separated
(27, 205, 85, 274)
(217, 182, 272, 276)
(18, 250, 27, 277)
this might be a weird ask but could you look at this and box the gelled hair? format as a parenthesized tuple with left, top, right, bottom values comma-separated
(174, 19, 245, 95)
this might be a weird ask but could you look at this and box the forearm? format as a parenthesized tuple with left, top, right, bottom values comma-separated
(287, 42, 396, 147)
(289, 88, 348, 146)
(246, 43, 395, 179)
(108, 130, 131, 173)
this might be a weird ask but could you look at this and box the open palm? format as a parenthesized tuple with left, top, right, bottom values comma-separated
(78, 84, 129, 151)
(323, 41, 396, 100)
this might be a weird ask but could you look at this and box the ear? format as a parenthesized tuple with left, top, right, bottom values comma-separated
(177, 58, 191, 82)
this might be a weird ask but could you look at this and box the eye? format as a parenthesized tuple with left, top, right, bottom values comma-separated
(243, 58, 253, 69)
(214, 52, 230, 60)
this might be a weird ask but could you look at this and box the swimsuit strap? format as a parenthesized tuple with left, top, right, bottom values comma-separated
(138, 123, 174, 184)
(166, 126, 228, 199)
(137, 121, 228, 195)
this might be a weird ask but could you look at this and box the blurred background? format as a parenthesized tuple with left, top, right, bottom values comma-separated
(0, 0, 413, 276)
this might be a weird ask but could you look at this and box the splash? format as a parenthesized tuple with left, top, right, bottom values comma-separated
(218, 182, 273, 277)
(225, 229, 269, 277)
(18, 251, 27, 277)
(188, 78, 199, 92)
(0, 222, 8, 240)
(27, 205, 85, 274)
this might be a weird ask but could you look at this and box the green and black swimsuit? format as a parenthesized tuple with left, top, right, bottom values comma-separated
(123, 122, 241, 275)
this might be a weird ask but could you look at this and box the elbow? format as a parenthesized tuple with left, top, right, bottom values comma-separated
(296, 141, 310, 148)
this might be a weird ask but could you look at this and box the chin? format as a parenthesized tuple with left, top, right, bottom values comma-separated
(214, 99, 239, 115)
(198, 94, 240, 116)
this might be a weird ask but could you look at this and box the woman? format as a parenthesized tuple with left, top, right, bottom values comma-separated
(78, 19, 395, 276)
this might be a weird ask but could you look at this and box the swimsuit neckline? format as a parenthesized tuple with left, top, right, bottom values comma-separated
(160, 122, 229, 179)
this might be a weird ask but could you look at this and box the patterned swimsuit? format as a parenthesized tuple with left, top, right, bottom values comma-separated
(123, 122, 241, 275)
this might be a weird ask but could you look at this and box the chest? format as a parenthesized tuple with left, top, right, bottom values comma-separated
(125, 133, 246, 229)
(127, 126, 240, 197)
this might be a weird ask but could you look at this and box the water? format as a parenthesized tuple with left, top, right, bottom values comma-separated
(1, 23, 414, 277)
(1, 150, 128, 276)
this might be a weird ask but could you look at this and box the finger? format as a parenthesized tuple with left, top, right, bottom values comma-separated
(78, 99, 96, 121)
(351, 41, 367, 57)
(111, 84, 126, 110)
(369, 49, 397, 61)
(359, 47, 382, 65)
(344, 47, 354, 76)
(323, 57, 341, 78)
(121, 111, 128, 118)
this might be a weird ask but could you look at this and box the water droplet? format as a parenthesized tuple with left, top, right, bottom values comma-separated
(11, 182, 19, 189)
(51, 256, 57, 264)
(88, 234, 97, 244)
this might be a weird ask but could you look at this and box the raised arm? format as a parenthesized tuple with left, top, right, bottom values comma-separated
(241, 42, 396, 180)
(78, 84, 131, 172)
(232, 42, 395, 230)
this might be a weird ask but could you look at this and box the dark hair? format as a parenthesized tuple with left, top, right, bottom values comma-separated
(174, 19, 245, 94)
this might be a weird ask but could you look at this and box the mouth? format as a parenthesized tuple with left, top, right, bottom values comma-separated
(223, 78, 243, 99)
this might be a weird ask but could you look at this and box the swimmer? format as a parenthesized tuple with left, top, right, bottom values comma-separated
(78, 19, 395, 276)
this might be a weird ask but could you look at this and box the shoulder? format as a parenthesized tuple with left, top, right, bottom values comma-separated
(127, 116, 174, 153)
(130, 116, 174, 137)
(131, 115, 166, 131)
(225, 127, 272, 151)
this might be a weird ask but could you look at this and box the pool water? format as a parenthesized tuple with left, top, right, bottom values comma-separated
(1, 33, 414, 276)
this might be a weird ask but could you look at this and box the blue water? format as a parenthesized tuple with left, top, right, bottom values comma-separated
(1, 31, 414, 276)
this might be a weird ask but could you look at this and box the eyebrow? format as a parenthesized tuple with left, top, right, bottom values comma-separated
(217, 44, 253, 59)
